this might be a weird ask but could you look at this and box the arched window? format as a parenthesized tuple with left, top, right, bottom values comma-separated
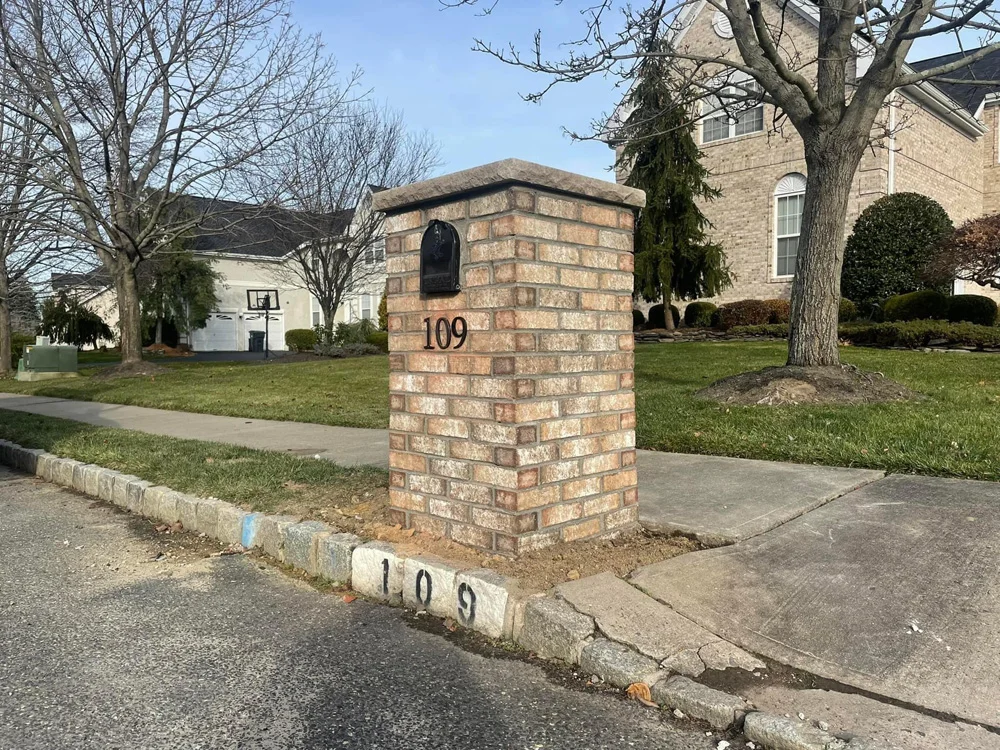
(774, 173, 806, 278)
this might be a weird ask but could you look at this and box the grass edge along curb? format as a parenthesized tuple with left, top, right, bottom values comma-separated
(0, 440, 896, 750)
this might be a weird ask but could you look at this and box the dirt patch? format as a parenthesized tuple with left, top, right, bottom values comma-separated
(90, 361, 171, 380)
(143, 343, 193, 357)
(270, 484, 698, 593)
(697, 364, 918, 406)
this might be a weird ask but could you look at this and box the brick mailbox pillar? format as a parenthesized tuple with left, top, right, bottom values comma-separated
(371, 159, 645, 555)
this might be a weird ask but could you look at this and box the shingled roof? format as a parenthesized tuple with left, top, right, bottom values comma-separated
(909, 46, 1000, 114)
(179, 196, 353, 259)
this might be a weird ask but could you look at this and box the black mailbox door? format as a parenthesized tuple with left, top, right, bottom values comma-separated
(420, 220, 461, 295)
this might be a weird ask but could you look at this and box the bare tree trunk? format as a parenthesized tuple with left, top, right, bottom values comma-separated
(155, 317, 163, 345)
(787, 137, 865, 368)
(0, 275, 10, 377)
(663, 294, 675, 331)
(110, 258, 143, 363)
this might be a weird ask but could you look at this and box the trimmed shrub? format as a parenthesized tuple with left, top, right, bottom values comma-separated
(333, 319, 378, 347)
(762, 298, 791, 324)
(947, 294, 997, 326)
(712, 299, 772, 330)
(366, 331, 389, 352)
(839, 298, 858, 323)
(841, 192, 953, 308)
(632, 309, 646, 329)
(882, 289, 949, 322)
(683, 301, 717, 328)
(285, 328, 317, 353)
(314, 342, 382, 358)
(646, 304, 680, 329)
(728, 319, 1000, 350)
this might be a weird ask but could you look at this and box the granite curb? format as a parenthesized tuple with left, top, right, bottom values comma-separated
(0, 440, 898, 750)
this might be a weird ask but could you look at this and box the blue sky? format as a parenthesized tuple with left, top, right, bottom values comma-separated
(292, 1, 621, 180)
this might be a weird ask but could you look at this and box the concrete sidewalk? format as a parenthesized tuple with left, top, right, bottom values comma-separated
(0, 393, 881, 542)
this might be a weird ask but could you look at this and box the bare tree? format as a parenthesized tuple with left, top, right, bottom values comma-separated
(0, 0, 350, 364)
(449, 0, 1000, 368)
(258, 102, 439, 340)
(0, 66, 62, 375)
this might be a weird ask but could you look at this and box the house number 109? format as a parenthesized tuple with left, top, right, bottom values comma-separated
(423, 316, 467, 350)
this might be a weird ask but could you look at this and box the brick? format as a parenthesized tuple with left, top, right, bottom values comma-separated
(472, 423, 518, 445)
(513, 443, 559, 466)
(536, 195, 580, 219)
(426, 375, 469, 396)
(512, 400, 559, 422)
(512, 485, 561, 511)
(560, 268, 600, 289)
(389, 373, 426, 393)
(429, 497, 471, 522)
(580, 248, 619, 269)
(603, 468, 638, 491)
(562, 517, 603, 542)
(558, 223, 599, 246)
(471, 377, 516, 399)
(606, 505, 639, 529)
(560, 437, 602, 458)
(469, 190, 513, 217)
(473, 463, 519, 489)
(538, 288, 580, 308)
(581, 204, 619, 227)
(491, 214, 559, 240)
(541, 461, 581, 484)
(391, 488, 428, 512)
(449, 441, 493, 462)
(383, 210, 422, 233)
(515, 310, 559, 329)
(539, 333, 580, 352)
(470, 238, 517, 262)
(584, 493, 621, 516)
(424, 201, 468, 221)
(582, 414, 620, 434)
(537, 243, 580, 265)
(449, 481, 493, 504)
(535, 376, 580, 397)
(467, 219, 491, 241)
(562, 476, 602, 500)
(448, 356, 493, 375)
(582, 452, 620, 474)
(408, 435, 449, 457)
(465, 265, 491, 286)
(449, 399, 493, 420)
(599, 229, 632, 251)
(407, 353, 449, 372)
(430, 458, 471, 480)
(542, 503, 583, 527)
(449, 523, 494, 550)
(426, 417, 470, 439)
(389, 451, 427, 472)
(406, 395, 449, 415)
(410, 475, 447, 495)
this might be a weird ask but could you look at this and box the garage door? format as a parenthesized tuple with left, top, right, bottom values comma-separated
(190, 313, 238, 351)
(242, 312, 285, 351)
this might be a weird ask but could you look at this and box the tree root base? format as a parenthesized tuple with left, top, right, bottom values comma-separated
(91, 361, 170, 381)
(696, 364, 917, 406)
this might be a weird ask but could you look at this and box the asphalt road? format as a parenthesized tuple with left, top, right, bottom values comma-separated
(0, 468, 717, 750)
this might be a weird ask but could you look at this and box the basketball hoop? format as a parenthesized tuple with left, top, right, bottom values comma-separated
(246, 289, 280, 359)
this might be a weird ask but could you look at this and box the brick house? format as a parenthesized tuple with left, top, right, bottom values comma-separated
(613, 0, 1000, 312)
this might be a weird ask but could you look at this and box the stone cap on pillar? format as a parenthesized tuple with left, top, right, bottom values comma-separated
(371, 158, 646, 215)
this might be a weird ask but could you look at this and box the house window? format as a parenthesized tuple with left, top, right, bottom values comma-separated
(361, 294, 372, 320)
(702, 80, 764, 144)
(311, 297, 322, 327)
(774, 173, 807, 278)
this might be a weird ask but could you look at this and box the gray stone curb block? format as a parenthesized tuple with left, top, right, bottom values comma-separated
(19, 448, 44, 474)
(140, 486, 170, 519)
(56, 459, 83, 488)
(216, 503, 249, 546)
(175, 493, 200, 530)
(580, 638, 664, 689)
(97, 468, 119, 502)
(455, 568, 522, 640)
(126, 479, 152, 513)
(241, 513, 262, 548)
(650, 675, 748, 730)
(744, 712, 849, 750)
(82, 464, 102, 497)
(72, 463, 93, 493)
(112, 473, 139, 507)
(156, 490, 182, 525)
(516, 596, 595, 663)
(402, 555, 460, 618)
(315, 532, 361, 584)
(284, 521, 331, 573)
(37, 452, 57, 481)
(194, 498, 224, 538)
(254, 515, 299, 563)
(0, 440, 11, 466)
(352, 542, 404, 603)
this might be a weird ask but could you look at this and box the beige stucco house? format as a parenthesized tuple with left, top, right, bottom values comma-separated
(614, 0, 1000, 310)
(51, 198, 387, 352)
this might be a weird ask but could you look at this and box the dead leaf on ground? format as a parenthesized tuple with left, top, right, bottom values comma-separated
(342, 594, 357, 604)
(625, 683, 657, 707)
(443, 617, 458, 632)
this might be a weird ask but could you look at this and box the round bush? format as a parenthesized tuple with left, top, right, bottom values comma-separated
(713, 299, 772, 330)
(839, 298, 858, 323)
(366, 331, 389, 352)
(947, 294, 998, 326)
(647, 304, 680, 329)
(285, 328, 317, 352)
(632, 309, 646, 330)
(683, 301, 718, 328)
(842, 193, 953, 309)
(762, 298, 791, 324)
(881, 289, 949, 322)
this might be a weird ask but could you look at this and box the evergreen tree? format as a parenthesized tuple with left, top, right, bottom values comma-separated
(139, 249, 221, 345)
(618, 41, 732, 329)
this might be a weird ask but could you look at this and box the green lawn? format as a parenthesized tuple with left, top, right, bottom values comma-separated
(0, 410, 386, 514)
(1, 357, 390, 429)
(3, 343, 1000, 480)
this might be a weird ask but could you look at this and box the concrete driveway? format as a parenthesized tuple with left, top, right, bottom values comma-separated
(632, 474, 1000, 730)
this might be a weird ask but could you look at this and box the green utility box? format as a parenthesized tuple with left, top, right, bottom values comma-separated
(16, 337, 80, 382)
